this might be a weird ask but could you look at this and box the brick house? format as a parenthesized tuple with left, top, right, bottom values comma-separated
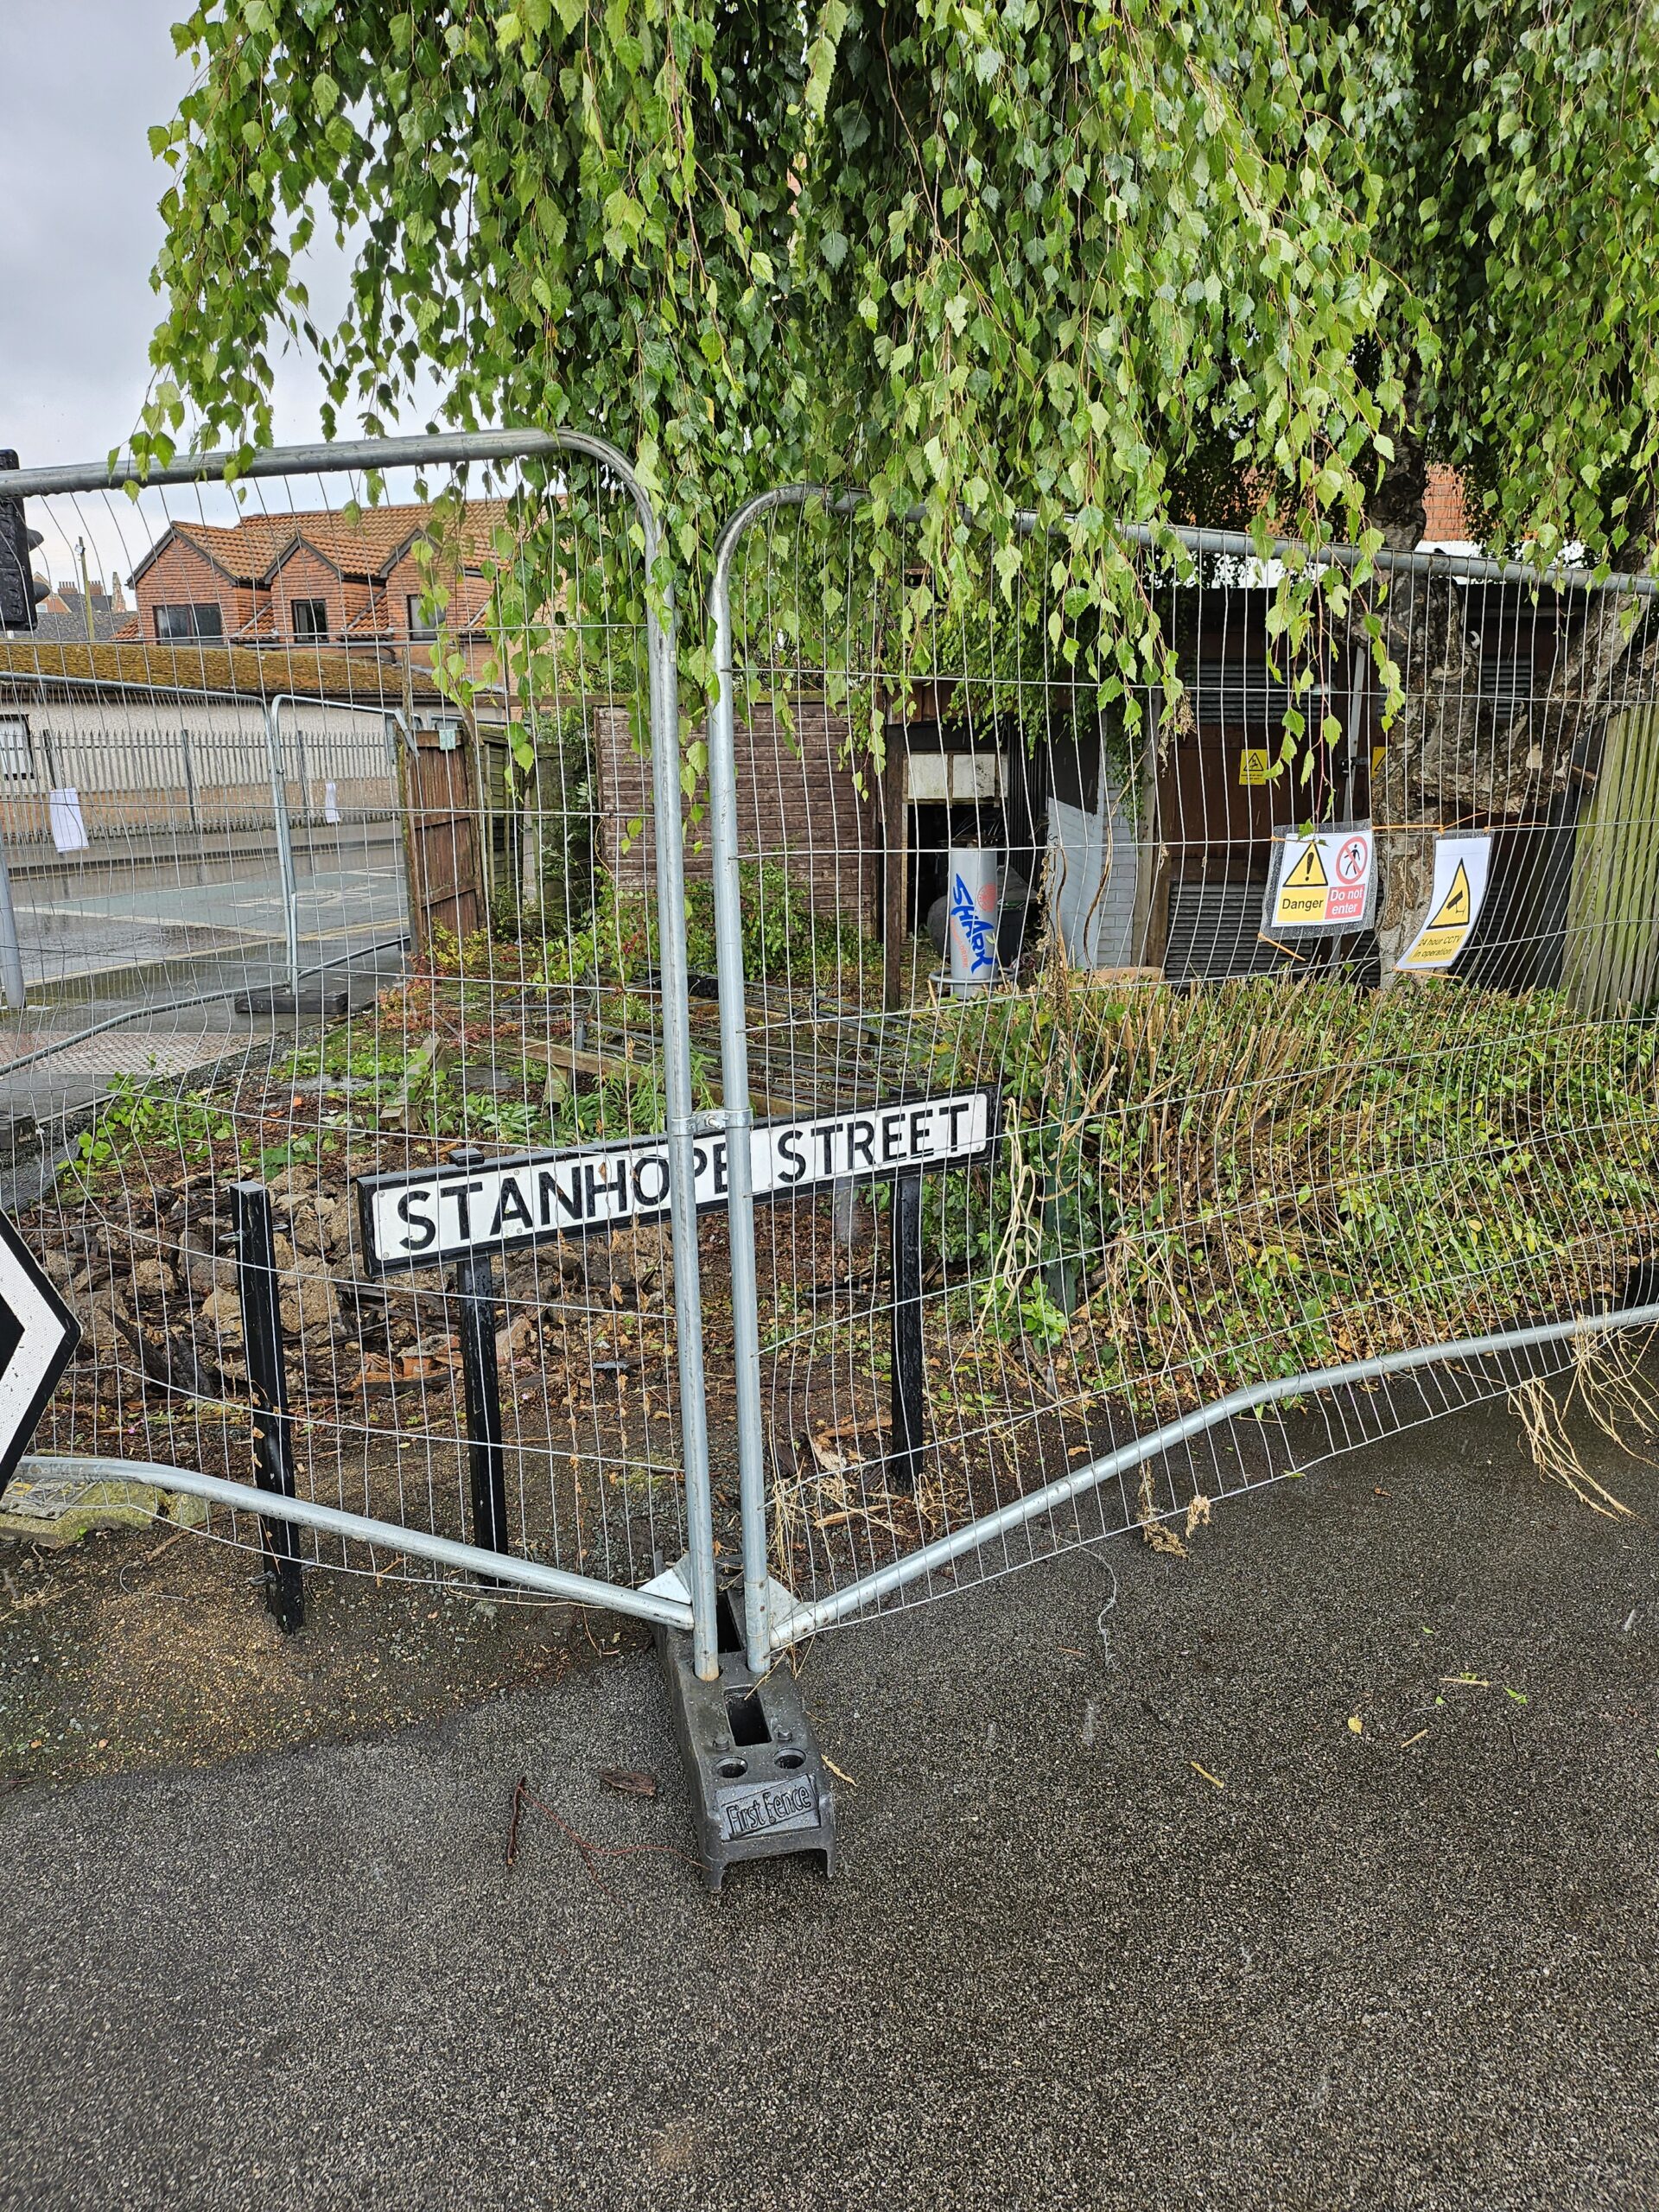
(124, 501, 506, 672)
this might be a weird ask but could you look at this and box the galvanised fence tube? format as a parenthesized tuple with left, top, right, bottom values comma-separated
(262, 698, 303, 999)
(772, 1301, 1659, 1642)
(706, 486, 828, 1675)
(0, 827, 26, 1012)
(3, 429, 588, 500)
(7, 425, 721, 1668)
(10, 1456, 697, 1628)
(16, 434, 1654, 597)
(643, 556, 723, 1682)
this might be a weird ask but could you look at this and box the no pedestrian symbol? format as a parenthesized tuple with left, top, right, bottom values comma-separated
(1267, 823, 1376, 934)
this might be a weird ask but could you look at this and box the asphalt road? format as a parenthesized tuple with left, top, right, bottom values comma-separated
(3, 1390, 1657, 2211)
(10, 841, 405, 995)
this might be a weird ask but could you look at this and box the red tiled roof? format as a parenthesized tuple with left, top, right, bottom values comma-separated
(164, 517, 304, 581)
(136, 498, 514, 588)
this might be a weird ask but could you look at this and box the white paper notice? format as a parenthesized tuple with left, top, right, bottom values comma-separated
(48, 788, 88, 855)
(1397, 835, 1493, 971)
(324, 780, 340, 825)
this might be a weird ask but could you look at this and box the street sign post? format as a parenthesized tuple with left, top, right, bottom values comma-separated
(358, 1090, 998, 1274)
(0, 1211, 79, 1497)
(358, 1090, 999, 1535)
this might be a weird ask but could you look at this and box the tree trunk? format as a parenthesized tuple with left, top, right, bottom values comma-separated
(1363, 378, 1435, 982)
(1363, 407, 1655, 982)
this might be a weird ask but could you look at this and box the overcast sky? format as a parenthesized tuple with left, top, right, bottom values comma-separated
(0, 5, 442, 585)
(0, 4, 349, 467)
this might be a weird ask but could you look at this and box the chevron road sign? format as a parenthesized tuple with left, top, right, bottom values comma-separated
(0, 1211, 80, 1495)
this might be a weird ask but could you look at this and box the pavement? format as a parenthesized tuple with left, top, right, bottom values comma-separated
(1, 1389, 1656, 2210)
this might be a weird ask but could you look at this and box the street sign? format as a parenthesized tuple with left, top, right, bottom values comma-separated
(0, 1211, 80, 1496)
(1397, 835, 1492, 971)
(359, 1089, 998, 1274)
(1266, 822, 1376, 934)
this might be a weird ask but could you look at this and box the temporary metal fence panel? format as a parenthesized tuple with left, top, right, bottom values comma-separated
(703, 494, 1659, 1670)
(6, 443, 1658, 1695)
(0, 431, 717, 1668)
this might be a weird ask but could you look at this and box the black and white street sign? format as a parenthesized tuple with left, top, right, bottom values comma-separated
(0, 1211, 80, 1495)
(358, 1090, 997, 1274)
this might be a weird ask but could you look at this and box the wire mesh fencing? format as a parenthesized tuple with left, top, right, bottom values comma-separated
(1, 437, 712, 1631)
(702, 499, 1659, 1657)
(3, 442, 1658, 1661)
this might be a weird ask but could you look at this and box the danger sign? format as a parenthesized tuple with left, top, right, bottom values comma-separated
(1266, 823, 1376, 934)
(1397, 836, 1492, 971)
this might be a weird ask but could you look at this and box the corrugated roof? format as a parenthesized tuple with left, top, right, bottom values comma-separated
(0, 637, 447, 703)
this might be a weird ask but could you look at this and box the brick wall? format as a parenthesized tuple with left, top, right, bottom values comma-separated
(1421, 464, 1477, 546)
(134, 537, 252, 640)
(593, 696, 880, 928)
(269, 542, 346, 640)
(382, 551, 434, 639)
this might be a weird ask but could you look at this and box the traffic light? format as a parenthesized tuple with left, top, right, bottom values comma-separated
(0, 451, 49, 632)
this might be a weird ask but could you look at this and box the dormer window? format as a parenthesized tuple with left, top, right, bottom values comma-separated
(155, 602, 224, 641)
(291, 599, 329, 640)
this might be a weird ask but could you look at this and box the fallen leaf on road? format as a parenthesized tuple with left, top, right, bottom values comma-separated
(599, 1767, 658, 1799)
(1348, 1714, 1363, 1734)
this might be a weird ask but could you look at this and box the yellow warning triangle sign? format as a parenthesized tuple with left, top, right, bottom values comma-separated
(1284, 841, 1328, 889)
(1425, 860, 1471, 930)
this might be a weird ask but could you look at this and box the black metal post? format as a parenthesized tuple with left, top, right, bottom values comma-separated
(231, 1180, 304, 1633)
(454, 1248, 509, 1564)
(888, 1167, 926, 1490)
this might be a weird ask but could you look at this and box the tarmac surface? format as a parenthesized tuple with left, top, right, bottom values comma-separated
(8, 837, 404, 996)
(2, 1389, 1656, 2210)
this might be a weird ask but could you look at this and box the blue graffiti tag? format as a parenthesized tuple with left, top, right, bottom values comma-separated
(950, 871, 997, 974)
